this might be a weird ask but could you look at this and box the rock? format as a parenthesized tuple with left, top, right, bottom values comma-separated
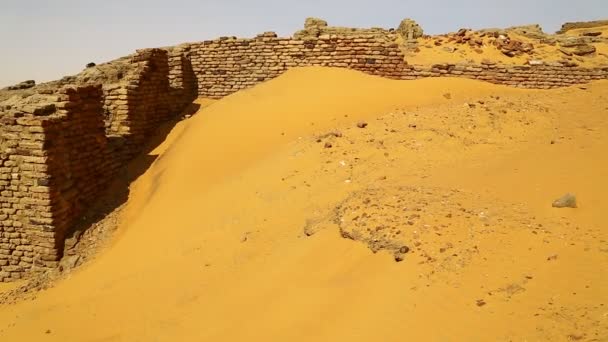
(324, 142, 333, 148)
(304, 17, 328, 29)
(552, 193, 577, 208)
(557, 20, 608, 34)
(5, 80, 36, 91)
(559, 37, 588, 48)
(443, 93, 452, 99)
(394, 246, 410, 262)
(506, 24, 546, 39)
(582, 31, 602, 37)
(86, 62, 96, 68)
(58, 255, 80, 271)
(356, 121, 368, 128)
(476, 299, 487, 307)
(456, 28, 469, 37)
(527, 59, 544, 66)
(571, 44, 597, 56)
(396, 18, 424, 40)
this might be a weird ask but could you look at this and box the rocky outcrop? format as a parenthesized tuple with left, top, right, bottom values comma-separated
(506, 24, 546, 39)
(557, 20, 608, 34)
(558, 37, 598, 56)
(3, 80, 36, 91)
(396, 18, 424, 41)
(294, 17, 391, 39)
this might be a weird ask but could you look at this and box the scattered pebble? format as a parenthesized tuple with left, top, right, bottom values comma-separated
(357, 121, 368, 128)
(476, 299, 487, 307)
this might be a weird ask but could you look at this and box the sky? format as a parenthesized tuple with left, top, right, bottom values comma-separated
(0, 0, 606, 87)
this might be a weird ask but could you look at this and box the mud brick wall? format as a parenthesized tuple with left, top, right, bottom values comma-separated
(104, 48, 197, 160)
(0, 85, 107, 281)
(188, 32, 608, 98)
(0, 48, 197, 282)
(190, 33, 406, 98)
(408, 63, 608, 88)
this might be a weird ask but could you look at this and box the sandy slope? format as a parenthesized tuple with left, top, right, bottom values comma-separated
(0, 67, 607, 341)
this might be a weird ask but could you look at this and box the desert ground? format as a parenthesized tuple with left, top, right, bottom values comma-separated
(0, 65, 606, 341)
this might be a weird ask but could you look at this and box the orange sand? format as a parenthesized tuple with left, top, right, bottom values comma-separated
(0, 67, 607, 341)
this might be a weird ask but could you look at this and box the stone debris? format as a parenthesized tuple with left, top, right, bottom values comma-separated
(552, 193, 577, 208)
(396, 18, 424, 41)
(3, 80, 35, 91)
(557, 20, 608, 34)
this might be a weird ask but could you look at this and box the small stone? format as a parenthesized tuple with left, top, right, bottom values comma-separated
(552, 193, 577, 208)
(357, 121, 368, 128)
(476, 299, 487, 307)
(324, 142, 333, 148)
(443, 93, 452, 99)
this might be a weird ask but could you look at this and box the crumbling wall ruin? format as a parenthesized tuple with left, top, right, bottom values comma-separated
(1, 17, 607, 282)
(188, 31, 608, 99)
(0, 49, 197, 282)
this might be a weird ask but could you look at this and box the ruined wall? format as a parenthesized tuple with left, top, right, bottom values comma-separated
(104, 48, 198, 161)
(0, 85, 106, 281)
(2, 22, 608, 282)
(190, 33, 406, 98)
(407, 62, 608, 88)
(0, 49, 197, 282)
(189, 32, 608, 98)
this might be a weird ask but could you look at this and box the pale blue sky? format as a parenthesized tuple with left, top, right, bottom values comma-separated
(1, 0, 606, 87)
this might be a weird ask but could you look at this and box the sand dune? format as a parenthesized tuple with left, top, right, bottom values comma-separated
(0, 67, 607, 341)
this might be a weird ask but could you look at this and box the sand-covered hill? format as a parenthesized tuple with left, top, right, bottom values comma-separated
(0, 67, 607, 340)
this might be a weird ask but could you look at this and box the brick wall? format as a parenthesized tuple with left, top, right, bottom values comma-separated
(0, 85, 107, 281)
(189, 32, 608, 98)
(190, 33, 407, 98)
(0, 48, 196, 282)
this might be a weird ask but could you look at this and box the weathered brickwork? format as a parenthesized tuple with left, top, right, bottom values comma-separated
(188, 32, 608, 98)
(1, 24, 607, 282)
(0, 49, 196, 281)
(0, 85, 107, 281)
(190, 33, 407, 98)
